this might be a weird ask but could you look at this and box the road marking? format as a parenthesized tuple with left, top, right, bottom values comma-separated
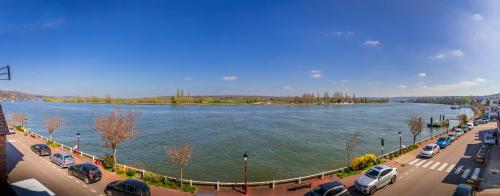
(471, 168, 481, 179)
(75, 180, 80, 184)
(91, 189, 96, 193)
(415, 160, 427, 167)
(422, 161, 434, 168)
(462, 169, 471, 178)
(7, 139, 16, 143)
(67, 176, 72, 179)
(430, 162, 441, 170)
(455, 165, 464, 174)
(83, 185, 87, 188)
(438, 163, 448, 171)
(51, 165, 56, 169)
(446, 164, 456, 173)
(408, 159, 420, 165)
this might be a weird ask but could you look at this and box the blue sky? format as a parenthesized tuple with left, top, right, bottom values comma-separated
(0, 0, 498, 97)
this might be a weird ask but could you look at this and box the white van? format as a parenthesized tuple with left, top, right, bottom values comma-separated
(484, 132, 496, 145)
(466, 123, 474, 130)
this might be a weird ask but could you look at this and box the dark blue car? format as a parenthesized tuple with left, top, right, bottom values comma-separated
(436, 136, 452, 149)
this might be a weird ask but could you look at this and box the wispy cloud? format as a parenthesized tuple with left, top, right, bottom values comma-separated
(472, 14, 484, 21)
(363, 40, 380, 47)
(368, 81, 383, 85)
(183, 76, 192, 81)
(431, 49, 464, 59)
(418, 72, 427, 78)
(476, 78, 487, 82)
(325, 31, 353, 39)
(42, 19, 64, 28)
(309, 70, 322, 78)
(222, 76, 237, 81)
(415, 78, 487, 94)
(398, 85, 408, 89)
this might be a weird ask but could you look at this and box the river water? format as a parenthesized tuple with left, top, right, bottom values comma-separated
(2, 101, 472, 181)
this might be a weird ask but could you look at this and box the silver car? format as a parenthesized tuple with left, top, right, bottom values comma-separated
(50, 152, 75, 168)
(420, 144, 440, 158)
(354, 165, 397, 195)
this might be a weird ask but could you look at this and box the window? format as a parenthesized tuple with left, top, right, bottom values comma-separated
(117, 183, 126, 191)
(126, 185, 136, 193)
(380, 169, 390, 177)
(331, 187, 344, 195)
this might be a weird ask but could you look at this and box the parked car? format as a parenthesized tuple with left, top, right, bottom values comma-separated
(105, 179, 151, 196)
(305, 181, 350, 196)
(436, 136, 452, 149)
(354, 165, 397, 195)
(461, 127, 469, 134)
(474, 144, 490, 163)
(473, 120, 479, 126)
(420, 144, 440, 158)
(50, 152, 75, 168)
(31, 144, 51, 156)
(477, 119, 487, 124)
(68, 162, 102, 184)
(453, 184, 473, 196)
(448, 133, 456, 142)
(484, 132, 496, 145)
(466, 123, 474, 130)
(8, 127, 15, 134)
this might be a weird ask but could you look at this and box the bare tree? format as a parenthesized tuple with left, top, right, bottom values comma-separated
(11, 113, 27, 127)
(45, 117, 64, 141)
(95, 109, 139, 164)
(166, 142, 193, 188)
(345, 132, 360, 168)
(459, 114, 468, 125)
(408, 115, 425, 145)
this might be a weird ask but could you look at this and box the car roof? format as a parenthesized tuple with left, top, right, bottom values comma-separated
(372, 165, 391, 171)
(78, 162, 97, 169)
(426, 144, 437, 147)
(34, 144, 48, 147)
(318, 181, 343, 190)
(123, 179, 147, 188)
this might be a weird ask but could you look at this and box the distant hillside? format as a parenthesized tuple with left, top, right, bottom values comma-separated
(0, 90, 43, 100)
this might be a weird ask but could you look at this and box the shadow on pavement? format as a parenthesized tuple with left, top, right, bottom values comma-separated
(441, 130, 489, 186)
(7, 141, 24, 174)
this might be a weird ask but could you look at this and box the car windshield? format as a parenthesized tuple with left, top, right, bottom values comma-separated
(437, 138, 446, 142)
(365, 169, 380, 179)
(423, 146, 433, 151)
(308, 186, 325, 196)
(64, 156, 73, 161)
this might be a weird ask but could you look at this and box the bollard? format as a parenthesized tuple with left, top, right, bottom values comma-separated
(216, 181, 220, 190)
(80, 151, 83, 157)
(298, 177, 301, 184)
(321, 172, 324, 179)
(142, 170, 145, 179)
(272, 180, 275, 189)
(92, 155, 95, 163)
(190, 179, 192, 186)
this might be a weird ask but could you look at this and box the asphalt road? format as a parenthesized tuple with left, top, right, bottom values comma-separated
(7, 132, 110, 196)
(370, 123, 495, 196)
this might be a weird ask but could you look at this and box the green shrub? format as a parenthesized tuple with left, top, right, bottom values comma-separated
(162, 178, 178, 189)
(126, 168, 137, 177)
(182, 184, 197, 193)
(116, 166, 126, 174)
(351, 154, 378, 170)
(102, 154, 115, 169)
(46, 141, 60, 148)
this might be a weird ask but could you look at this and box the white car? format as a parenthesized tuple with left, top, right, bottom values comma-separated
(420, 144, 440, 158)
(8, 127, 15, 134)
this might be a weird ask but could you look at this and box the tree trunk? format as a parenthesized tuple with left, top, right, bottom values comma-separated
(413, 135, 416, 145)
(347, 153, 350, 168)
(180, 167, 183, 188)
(112, 146, 117, 164)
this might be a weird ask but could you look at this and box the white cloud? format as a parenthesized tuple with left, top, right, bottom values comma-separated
(309, 70, 322, 78)
(414, 79, 483, 94)
(183, 76, 192, 81)
(330, 31, 353, 38)
(42, 19, 64, 28)
(340, 80, 349, 83)
(368, 81, 383, 85)
(398, 85, 408, 89)
(363, 40, 380, 47)
(476, 78, 487, 82)
(418, 73, 427, 78)
(222, 76, 237, 81)
(431, 49, 464, 59)
(283, 86, 297, 92)
(472, 14, 484, 21)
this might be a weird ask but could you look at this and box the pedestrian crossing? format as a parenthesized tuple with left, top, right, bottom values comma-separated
(406, 159, 481, 179)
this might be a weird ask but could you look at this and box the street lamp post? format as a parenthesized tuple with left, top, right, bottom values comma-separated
(76, 132, 80, 153)
(398, 131, 402, 155)
(243, 152, 248, 195)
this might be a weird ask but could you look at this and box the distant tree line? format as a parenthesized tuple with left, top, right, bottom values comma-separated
(413, 96, 474, 105)
(42, 89, 389, 105)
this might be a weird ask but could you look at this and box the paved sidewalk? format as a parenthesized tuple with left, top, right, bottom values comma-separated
(479, 124, 500, 195)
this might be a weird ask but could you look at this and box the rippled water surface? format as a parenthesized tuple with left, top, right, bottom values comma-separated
(3, 101, 472, 181)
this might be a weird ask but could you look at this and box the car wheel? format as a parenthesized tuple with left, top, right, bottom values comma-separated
(369, 186, 377, 195)
(390, 176, 397, 184)
(85, 177, 90, 184)
(68, 170, 72, 176)
(106, 190, 112, 196)
(60, 163, 64, 169)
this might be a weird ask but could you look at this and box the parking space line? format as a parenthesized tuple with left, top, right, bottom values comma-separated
(415, 160, 426, 167)
(429, 162, 441, 170)
(75, 180, 80, 184)
(446, 164, 456, 173)
(83, 185, 88, 188)
(422, 161, 434, 168)
(454, 165, 464, 175)
(91, 189, 96, 193)
(408, 159, 420, 165)
(471, 168, 481, 179)
(438, 163, 448, 171)
(461, 169, 471, 178)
